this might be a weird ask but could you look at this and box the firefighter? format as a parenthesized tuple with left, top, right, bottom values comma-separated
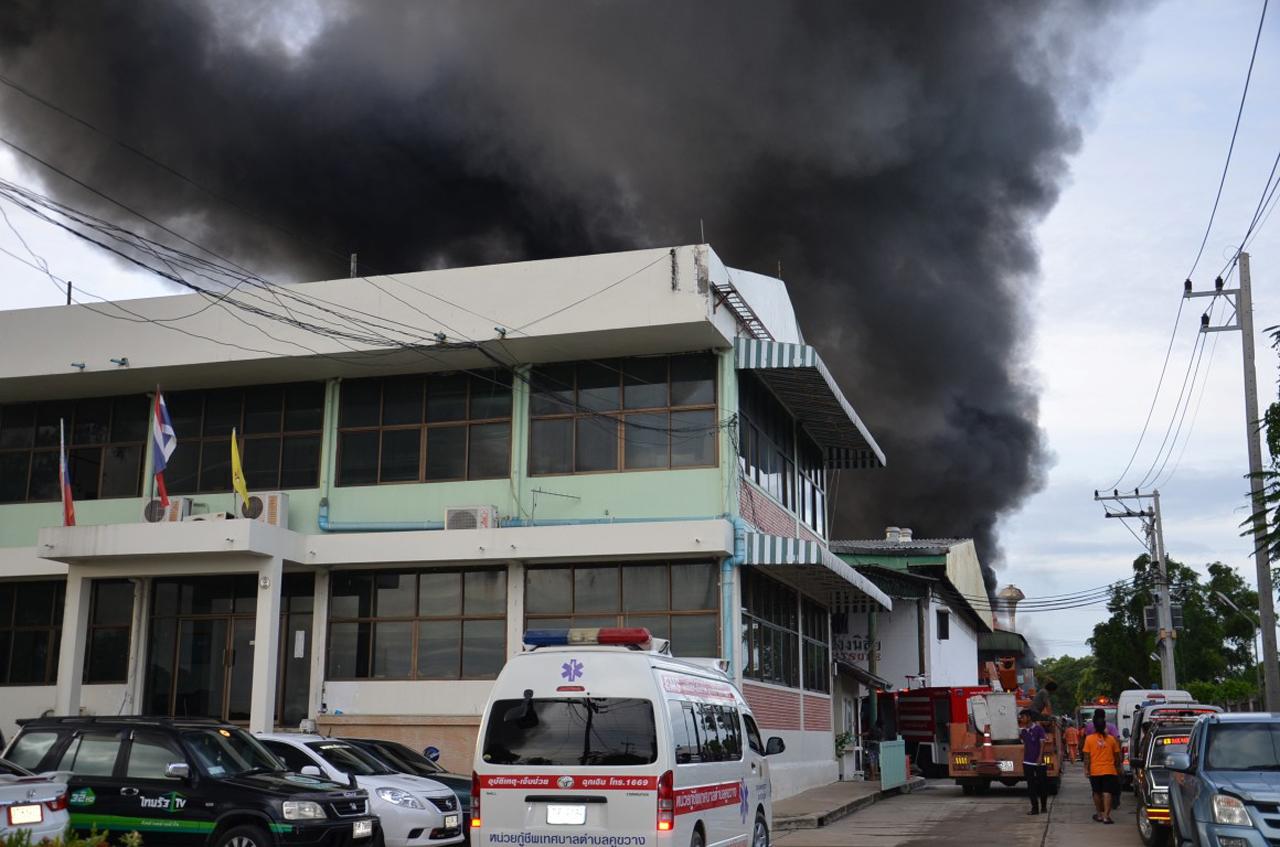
(1064, 721, 1080, 763)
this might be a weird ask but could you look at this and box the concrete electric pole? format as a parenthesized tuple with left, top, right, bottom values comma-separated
(1094, 489, 1177, 689)
(1186, 253, 1279, 711)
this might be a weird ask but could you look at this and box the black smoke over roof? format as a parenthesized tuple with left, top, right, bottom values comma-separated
(0, 0, 1139, 591)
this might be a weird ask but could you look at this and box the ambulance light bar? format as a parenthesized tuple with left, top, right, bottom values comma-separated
(524, 627, 652, 647)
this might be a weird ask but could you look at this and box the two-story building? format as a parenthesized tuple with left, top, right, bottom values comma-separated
(0, 244, 888, 797)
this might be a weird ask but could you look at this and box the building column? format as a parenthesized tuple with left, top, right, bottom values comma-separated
(308, 568, 330, 721)
(506, 561, 525, 658)
(54, 565, 92, 716)
(125, 578, 151, 714)
(250, 557, 284, 733)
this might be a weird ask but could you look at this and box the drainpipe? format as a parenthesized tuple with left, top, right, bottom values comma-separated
(722, 518, 749, 675)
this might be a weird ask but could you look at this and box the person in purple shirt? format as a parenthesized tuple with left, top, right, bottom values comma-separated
(1020, 709, 1049, 814)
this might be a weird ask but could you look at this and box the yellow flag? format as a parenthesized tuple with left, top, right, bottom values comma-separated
(230, 427, 250, 511)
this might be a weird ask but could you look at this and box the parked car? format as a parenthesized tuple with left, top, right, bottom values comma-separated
(1133, 723, 1194, 846)
(342, 738, 470, 818)
(1130, 702, 1221, 790)
(0, 757, 69, 844)
(1166, 712, 1280, 847)
(2, 716, 377, 847)
(258, 733, 464, 847)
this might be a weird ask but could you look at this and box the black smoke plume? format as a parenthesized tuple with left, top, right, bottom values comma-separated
(0, 0, 1136, 591)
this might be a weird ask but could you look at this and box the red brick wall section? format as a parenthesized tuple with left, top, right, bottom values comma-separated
(739, 480, 797, 538)
(803, 694, 832, 731)
(798, 525, 823, 546)
(742, 683, 802, 731)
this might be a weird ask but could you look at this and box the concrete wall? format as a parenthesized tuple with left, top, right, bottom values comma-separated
(927, 598, 979, 687)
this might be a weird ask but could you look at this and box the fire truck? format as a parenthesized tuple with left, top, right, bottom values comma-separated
(947, 665, 1064, 794)
(893, 686, 993, 777)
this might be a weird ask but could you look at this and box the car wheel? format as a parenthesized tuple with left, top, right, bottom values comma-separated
(753, 812, 769, 847)
(691, 826, 705, 847)
(215, 824, 271, 847)
(1138, 807, 1170, 847)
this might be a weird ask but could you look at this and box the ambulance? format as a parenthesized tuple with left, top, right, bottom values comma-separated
(471, 628, 785, 847)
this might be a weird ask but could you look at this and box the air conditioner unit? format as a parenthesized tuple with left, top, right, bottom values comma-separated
(183, 512, 234, 522)
(444, 505, 499, 530)
(240, 491, 289, 528)
(141, 497, 192, 523)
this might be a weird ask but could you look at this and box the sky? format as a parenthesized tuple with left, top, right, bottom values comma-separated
(0, 1, 1277, 662)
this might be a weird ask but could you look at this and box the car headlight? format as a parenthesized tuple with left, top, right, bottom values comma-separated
(376, 787, 426, 809)
(1212, 794, 1250, 826)
(1151, 792, 1168, 806)
(282, 800, 327, 820)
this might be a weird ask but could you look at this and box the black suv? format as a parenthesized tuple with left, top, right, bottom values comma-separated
(3, 717, 378, 847)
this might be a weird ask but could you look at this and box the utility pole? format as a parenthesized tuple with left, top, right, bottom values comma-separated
(1094, 489, 1177, 689)
(1186, 252, 1280, 710)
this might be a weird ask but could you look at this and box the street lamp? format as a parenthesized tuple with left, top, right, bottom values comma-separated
(1212, 591, 1263, 703)
(1128, 676, 1143, 688)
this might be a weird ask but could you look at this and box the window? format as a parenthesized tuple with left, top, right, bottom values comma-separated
(743, 713, 765, 756)
(165, 383, 324, 494)
(936, 610, 950, 641)
(801, 599, 830, 693)
(85, 580, 133, 684)
(529, 355, 717, 475)
(0, 394, 148, 503)
(737, 372, 796, 509)
(327, 568, 507, 680)
(668, 702, 742, 763)
(260, 740, 313, 773)
(740, 569, 798, 688)
(125, 732, 184, 779)
(57, 731, 122, 776)
(796, 433, 828, 536)
(6, 731, 60, 770)
(482, 698, 657, 766)
(0, 581, 64, 685)
(524, 562, 718, 657)
(337, 371, 511, 486)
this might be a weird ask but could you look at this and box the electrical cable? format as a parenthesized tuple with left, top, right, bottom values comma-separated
(1154, 300, 1224, 489)
(1134, 324, 1208, 489)
(1142, 306, 1214, 488)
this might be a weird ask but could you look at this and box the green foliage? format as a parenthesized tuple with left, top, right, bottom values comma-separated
(1252, 327, 1280, 559)
(1086, 555, 1258, 699)
(1036, 654, 1104, 712)
(0, 826, 142, 847)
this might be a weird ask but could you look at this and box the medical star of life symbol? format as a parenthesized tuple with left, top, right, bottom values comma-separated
(561, 659, 583, 682)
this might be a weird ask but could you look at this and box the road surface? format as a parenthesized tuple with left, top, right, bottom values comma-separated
(774, 766, 1140, 847)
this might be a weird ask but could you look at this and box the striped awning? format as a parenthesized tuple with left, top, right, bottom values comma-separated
(742, 531, 892, 610)
(735, 338, 886, 469)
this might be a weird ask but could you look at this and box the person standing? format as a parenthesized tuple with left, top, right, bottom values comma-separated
(1019, 709, 1049, 815)
(1083, 713, 1122, 824)
(1064, 722, 1080, 764)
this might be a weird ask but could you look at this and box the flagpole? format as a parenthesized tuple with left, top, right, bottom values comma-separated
(149, 386, 157, 508)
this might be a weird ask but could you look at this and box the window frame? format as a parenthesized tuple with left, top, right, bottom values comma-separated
(325, 567, 508, 681)
(740, 569, 800, 689)
(336, 371, 513, 486)
(527, 355, 719, 477)
(0, 580, 65, 686)
(936, 609, 950, 641)
(801, 597, 830, 694)
(84, 579, 134, 685)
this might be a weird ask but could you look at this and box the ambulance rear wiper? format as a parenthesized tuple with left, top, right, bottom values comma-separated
(504, 689, 539, 729)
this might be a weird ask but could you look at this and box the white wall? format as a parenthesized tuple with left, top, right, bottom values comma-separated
(0, 684, 127, 744)
(322, 680, 495, 717)
(764, 729, 837, 800)
(927, 599, 979, 687)
(833, 603, 922, 691)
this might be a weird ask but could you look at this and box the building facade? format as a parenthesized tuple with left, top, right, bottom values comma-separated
(0, 245, 887, 798)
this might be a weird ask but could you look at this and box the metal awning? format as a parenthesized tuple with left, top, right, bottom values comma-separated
(735, 338, 886, 469)
(741, 531, 892, 610)
(836, 659, 891, 690)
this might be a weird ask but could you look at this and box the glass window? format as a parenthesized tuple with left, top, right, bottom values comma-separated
(525, 563, 718, 657)
(58, 732, 122, 776)
(1, 580, 64, 684)
(738, 372, 805, 514)
(338, 371, 511, 486)
(126, 732, 183, 779)
(936, 610, 950, 641)
(329, 568, 507, 680)
(167, 383, 323, 494)
(529, 355, 718, 476)
(741, 569, 800, 688)
(0, 395, 148, 503)
(482, 698, 657, 766)
(85, 579, 133, 684)
(7, 731, 59, 770)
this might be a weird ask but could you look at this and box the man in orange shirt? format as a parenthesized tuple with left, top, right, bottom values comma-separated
(1064, 723, 1080, 763)
(1083, 711, 1122, 824)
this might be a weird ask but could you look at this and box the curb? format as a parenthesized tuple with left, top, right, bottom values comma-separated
(773, 776, 928, 831)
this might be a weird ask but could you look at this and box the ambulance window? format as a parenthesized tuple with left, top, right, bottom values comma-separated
(719, 707, 743, 760)
(698, 703, 729, 762)
(670, 701, 696, 764)
(483, 698, 657, 766)
(743, 714, 764, 756)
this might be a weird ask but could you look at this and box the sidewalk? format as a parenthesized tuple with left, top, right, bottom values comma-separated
(772, 776, 928, 831)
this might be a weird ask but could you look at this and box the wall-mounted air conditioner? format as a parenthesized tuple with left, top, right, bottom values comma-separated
(240, 491, 289, 528)
(444, 506, 499, 530)
(183, 512, 234, 522)
(141, 497, 192, 523)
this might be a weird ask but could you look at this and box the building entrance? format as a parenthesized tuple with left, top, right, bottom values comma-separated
(144, 574, 313, 725)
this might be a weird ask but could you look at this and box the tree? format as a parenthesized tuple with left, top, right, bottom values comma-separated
(1036, 654, 1104, 714)
(1087, 554, 1257, 700)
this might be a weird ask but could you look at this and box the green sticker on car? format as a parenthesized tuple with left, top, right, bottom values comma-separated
(69, 788, 96, 807)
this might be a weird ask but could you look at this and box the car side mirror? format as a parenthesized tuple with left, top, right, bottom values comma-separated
(165, 762, 191, 780)
(1165, 753, 1191, 773)
(300, 765, 324, 777)
(765, 737, 786, 756)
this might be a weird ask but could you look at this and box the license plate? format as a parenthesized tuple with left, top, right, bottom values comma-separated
(547, 804, 587, 825)
(997, 760, 1014, 772)
(353, 819, 373, 839)
(9, 804, 44, 825)
(445, 814, 460, 829)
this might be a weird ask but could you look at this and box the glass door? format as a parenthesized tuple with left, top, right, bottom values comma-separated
(226, 619, 256, 722)
(173, 618, 229, 719)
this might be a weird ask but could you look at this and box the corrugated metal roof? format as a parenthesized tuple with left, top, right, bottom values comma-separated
(830, 538, 967, 556)
(734, 338, 886, 469)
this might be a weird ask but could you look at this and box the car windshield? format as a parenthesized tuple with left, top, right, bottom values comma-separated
(306, 742, 394, 776)
(358, 741, 443, 776)
(483, 697, 657, 766)
(181, 727, 284, 778)
(1148, 733, 1191, 767)
(1206, 723, 1280, 770)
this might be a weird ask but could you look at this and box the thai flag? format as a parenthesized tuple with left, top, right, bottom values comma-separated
(152, 391, 177, 507)
(59, 418, 75, 527)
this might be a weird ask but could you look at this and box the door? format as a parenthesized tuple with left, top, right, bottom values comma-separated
(54, 730, 129, 835)
(742, 713, 770, 824)
(119, 730, 211, 844)
(226, 619, 255, 722)
(173, 618, 229, 719)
